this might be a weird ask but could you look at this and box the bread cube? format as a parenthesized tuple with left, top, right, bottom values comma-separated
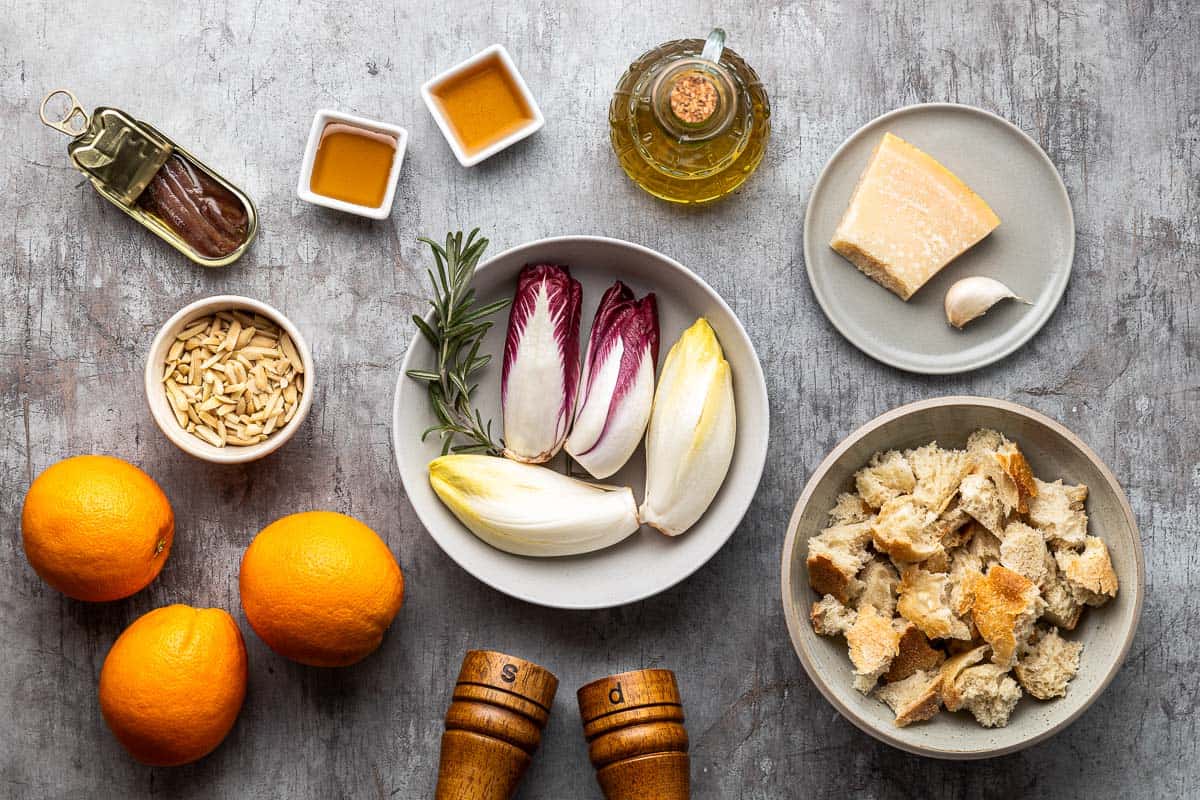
(854, 450, 916, 509)
(876, 669, 942, 727)
(846, 604, 901, 694)
(871, 495, 939, 562)
(806, 521, 874, 604)
(1054, 536, 1119, 606)
(898, 565, 971, 641)
(1014, 627, 1083, 699)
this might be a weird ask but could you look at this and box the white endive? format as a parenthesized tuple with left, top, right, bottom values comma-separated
(501, 264, 582, 464)
(639, 318, 736, 537)
(429, 454, 640, 557)
(565, 282, 659, 479)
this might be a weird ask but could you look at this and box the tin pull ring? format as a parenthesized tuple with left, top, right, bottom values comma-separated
(40, 89, 90, 138)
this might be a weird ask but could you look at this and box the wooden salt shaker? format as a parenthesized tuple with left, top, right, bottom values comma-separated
(577, 668, 690, 800)
(435, 650, 558, 800)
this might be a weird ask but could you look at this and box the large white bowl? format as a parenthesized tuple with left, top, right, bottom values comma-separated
(393, 236, 769, 609)
(780, 397, 1144, 758)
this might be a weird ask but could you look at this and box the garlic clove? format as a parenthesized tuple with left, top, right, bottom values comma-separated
(944, 276, 1031, 329)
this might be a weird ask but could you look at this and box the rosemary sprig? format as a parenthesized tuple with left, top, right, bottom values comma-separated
(407, 229, 509, 455)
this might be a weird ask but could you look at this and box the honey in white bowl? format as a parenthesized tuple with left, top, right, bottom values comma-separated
(309, 123, 398, 208)
(429, 51, 536, 156)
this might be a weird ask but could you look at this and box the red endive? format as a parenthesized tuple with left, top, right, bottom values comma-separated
(501, 264, 582, 463)
(565, 282, 659, 479)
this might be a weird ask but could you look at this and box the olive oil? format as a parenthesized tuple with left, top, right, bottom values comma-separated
(610, 30, 770, 204)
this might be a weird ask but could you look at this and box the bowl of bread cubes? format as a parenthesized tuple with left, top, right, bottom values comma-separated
(781, 396, 1143, 758)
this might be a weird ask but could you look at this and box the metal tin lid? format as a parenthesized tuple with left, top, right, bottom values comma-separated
(40, 89, 172, 205)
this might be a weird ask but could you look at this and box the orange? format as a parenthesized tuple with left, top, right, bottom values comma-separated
(99, 604, 247, 766)
(21, 455, 174, 601)
(239, 511, 404, 667)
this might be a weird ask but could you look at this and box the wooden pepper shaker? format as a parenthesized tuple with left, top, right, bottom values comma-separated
(435, 650, 558, 800)
(576, 668, 690, 800)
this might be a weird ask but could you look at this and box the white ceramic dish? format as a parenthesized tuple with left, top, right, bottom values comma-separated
(804, 103, 1075, 374)
(296, 109, 408, 219)
(780, 397, 1144, 758)
(393, 236, 769, 609)
(420, 44, 545, 167)
(144, 295, 315, 464)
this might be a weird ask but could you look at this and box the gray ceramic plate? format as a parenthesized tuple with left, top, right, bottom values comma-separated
(804, 104, 1075, 374)
(394, 236, 769, 609)
(780, 397, 1144, 758)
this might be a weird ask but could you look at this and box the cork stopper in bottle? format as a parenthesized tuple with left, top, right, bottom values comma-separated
(668, 73, 719, 125)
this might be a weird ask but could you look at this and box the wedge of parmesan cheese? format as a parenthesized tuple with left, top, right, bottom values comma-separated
(830, 133, 1000, 300)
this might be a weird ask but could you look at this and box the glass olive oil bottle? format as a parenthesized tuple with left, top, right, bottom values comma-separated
(610, 29, 771, 205)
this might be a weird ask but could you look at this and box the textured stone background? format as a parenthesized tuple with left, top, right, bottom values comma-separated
(2, 1, 1197, 797)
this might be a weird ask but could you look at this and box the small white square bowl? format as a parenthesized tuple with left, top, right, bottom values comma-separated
(421, 44, 545, 167)
(296, 109, 408, 219)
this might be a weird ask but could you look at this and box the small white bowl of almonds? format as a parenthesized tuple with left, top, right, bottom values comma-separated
(145, 295, 314, 464)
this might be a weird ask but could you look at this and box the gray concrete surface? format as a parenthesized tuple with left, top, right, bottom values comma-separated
(2, 1, 1197, 797)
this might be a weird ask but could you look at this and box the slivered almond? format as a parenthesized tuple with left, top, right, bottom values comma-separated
(165, 380, 188, 412)
(222, 320, 242, 351)
(194, 426, 224, 447)
(226, 434, 261, 446)
(163, 310, 305, 448)
(200, 351, 225, 370)
(176, 323, 208, 341)
(279, 333, 304, 373)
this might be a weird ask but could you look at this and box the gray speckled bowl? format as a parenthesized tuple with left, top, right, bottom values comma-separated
(780, 397, 1144, 759)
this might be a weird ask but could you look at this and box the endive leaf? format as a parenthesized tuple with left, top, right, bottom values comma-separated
(501, 264, 582, 463)
(429, 455, 640, 557)
(639, 318, 737, 537)
(565, 282, 659, 478)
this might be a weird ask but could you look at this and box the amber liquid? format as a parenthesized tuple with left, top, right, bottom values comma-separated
(310, 123, 397, 208)
(432, 53, 535, 155)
